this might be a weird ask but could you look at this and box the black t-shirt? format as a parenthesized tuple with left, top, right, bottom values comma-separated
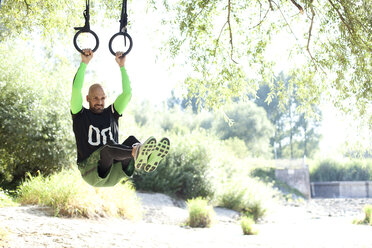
(72, 104, 121, 163)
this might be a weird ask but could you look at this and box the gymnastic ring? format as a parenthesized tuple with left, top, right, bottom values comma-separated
(108, 32, 133, 57)
(73, 29, 99, 53)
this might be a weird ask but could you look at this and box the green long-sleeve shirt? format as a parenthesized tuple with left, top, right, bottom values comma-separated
(70, 62, 132, 115)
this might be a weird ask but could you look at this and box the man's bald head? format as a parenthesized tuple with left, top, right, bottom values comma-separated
(86, 84, 106, 113)
(88, 84, 105, 97)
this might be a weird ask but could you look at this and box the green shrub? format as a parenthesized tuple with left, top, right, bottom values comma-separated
(218, 184, 246, 212)
(250, 167, 305, 198)
(250, 167, 276, 183)
(363, 205, 372, 225)
(343, 161, 372, 181)
(0, 189, 17, 207)
(17, 169, 142, 220)
(186, 197, 216, 228)
(240, 216, 258, 235)
(133, 131, 215, 199)
(216, 177, 277, 221)
(243, 200, 267, 222)
(0, 43, 75, 188)
(353, 205, 372, 226)
(310, 160, 344, 181)
(310, 159, 372, 182)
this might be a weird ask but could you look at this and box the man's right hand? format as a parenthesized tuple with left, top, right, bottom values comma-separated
(81, 49, 93, 64)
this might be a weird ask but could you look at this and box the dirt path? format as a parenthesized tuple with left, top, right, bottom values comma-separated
(1, 194, 372, 248)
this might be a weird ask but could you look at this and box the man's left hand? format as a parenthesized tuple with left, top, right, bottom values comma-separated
(115, 52, 126, 67)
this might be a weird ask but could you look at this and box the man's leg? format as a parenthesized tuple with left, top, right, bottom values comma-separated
(99, 143, 133, 177)
(120, 136, 140, 174)
(121, 135, 157, 170)
(99, 136, 156, 177)
(122, 135, 140, 147)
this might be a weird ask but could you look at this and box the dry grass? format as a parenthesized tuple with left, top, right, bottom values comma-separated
(240, 216, 258, 235)
(186, 197, 216, 228)
(0, 189, 17, 208)
(0, 227, 10, 246)
(17, 169, 143, 220)
(353, 205, 372, 226)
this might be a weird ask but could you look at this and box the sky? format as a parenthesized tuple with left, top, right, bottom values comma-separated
(74, 0, 371, 158)
(80, 0, 180, 106)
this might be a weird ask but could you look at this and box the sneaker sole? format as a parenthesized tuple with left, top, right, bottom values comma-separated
(134, 137, 157, 170)
(144, 137, 170, 173)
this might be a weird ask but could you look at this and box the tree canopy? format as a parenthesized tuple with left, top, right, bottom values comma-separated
(151, 0, 371, 125)
(255, 73, 321, 159)
(0, 0, 370, 126)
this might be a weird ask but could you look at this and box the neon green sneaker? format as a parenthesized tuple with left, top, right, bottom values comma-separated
(144, 137, 170, 173)
(134, 136, 156, 170)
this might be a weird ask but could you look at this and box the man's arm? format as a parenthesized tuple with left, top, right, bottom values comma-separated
(70, 49, 93, 114)
(114, 53, 132, 115)
(71, 63, 86, 114)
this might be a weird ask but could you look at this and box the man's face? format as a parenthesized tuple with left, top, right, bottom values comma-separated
(87, 87, 106, 114)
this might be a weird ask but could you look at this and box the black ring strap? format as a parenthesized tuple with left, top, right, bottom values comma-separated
(73, 0, 99, 53)
(108, 0, 133, 57)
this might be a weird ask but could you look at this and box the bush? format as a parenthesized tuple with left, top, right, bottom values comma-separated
(218, 187, 266, 222)
(250, 167, 306, 198)
(218, 184, 246, 212)
(240, 216, 258, 235)
(0, 43, 75, 188)
(216, 177, 277, 221)
(243, 200, 267, 222)
(250, 167, 276, 183)
(0, 189, 16, 207)
(133, 131, 215, 199)
(310, 159, 372, 182)
(363, 205, 372, 225)
(353, 205, 372, 226)
(17, 169, 142, 220)
(186, 197, 216, 228)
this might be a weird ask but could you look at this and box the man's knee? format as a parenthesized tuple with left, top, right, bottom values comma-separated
(122, 135, 139, 146)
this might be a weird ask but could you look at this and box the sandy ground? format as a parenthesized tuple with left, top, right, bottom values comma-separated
(0, 193, 372, 248)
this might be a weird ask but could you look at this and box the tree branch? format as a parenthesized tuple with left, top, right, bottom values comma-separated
(272, 1, 298, 41)
(327, 0, 354, 36)
(327, 0, 370, 52)
(268, 0, 274, 11)
(249, 8, 270, 30)
(185, 0, 212, 34)
(24, 0, 31, 14)
(24, 0, 30, 8)
(337, 0, 370, 51)
(193, 0, 212, 22)
(307, 4, 317, 69)
(306, 3, 327, 75)
(213, 21, 228, 56)
(289, 0, 304, 14)
(227, 0, 238, 64)
(338, 0, 368, 34)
